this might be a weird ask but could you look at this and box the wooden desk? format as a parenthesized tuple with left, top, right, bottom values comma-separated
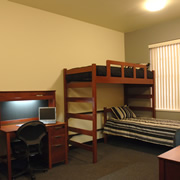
(0, 121, 68, 180)
(158, 146, 180, 180)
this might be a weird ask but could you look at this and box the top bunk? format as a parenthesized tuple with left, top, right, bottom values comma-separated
(64, 60, 155, 85)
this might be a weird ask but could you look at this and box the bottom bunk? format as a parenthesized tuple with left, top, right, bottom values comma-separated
(103, 106, 180, 147)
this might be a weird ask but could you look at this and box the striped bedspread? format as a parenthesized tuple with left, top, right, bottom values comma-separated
(103, 117, 180, 147)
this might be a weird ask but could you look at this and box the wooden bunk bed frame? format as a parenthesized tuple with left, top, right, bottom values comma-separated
(63, 60, 155, 163)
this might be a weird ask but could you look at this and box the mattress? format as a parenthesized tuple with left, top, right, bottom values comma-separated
(103, 117, 180, 147)
(66, 66, 153, 82)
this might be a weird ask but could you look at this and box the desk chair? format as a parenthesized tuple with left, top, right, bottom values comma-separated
(11, 121, 48, 180)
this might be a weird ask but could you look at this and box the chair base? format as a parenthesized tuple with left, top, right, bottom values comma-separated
(12, 156, 48, 180)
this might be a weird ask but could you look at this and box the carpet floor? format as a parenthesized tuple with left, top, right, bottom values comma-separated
(0, 136, 171, 180)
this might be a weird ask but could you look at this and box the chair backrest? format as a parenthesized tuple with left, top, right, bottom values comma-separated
(16, 121, 47, 146)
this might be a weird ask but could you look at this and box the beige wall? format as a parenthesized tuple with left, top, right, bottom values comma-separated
(0, 0, 125, 148)
(125, 18, 180, 120)
(0, 0, 125, 119)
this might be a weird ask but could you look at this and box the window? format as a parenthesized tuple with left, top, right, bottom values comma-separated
(149, 40, 180, 111)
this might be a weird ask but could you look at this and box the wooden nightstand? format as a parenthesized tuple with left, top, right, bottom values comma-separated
(158, 146, 180, 180)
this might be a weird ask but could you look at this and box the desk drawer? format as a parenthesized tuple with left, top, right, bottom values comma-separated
(51, 125, 65, 135)
(51, 144, 65, 164)
(49, 124, 66, 165)
(51, 134, 65, 145)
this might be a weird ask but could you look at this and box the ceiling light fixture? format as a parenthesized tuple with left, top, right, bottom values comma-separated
(145, 0, 168, 12)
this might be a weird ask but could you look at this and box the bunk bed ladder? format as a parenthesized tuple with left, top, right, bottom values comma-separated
(63, 66, 97, 163)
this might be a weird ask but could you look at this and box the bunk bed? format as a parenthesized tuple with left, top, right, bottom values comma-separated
(63, 60, 155, 163)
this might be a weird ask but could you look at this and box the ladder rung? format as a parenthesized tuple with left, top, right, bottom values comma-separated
(69, 140, 93, 151)
(68, 127, 93, 136)
(67, 113, 93, 120)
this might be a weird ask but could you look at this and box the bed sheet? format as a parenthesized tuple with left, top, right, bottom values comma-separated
(103, 117, 180, 147)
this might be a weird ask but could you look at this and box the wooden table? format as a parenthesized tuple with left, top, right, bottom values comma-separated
(0, 122, 68, 180)
(158, 146, 180, 180)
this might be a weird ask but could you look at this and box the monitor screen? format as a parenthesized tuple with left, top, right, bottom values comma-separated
(39, 107, 56, 124)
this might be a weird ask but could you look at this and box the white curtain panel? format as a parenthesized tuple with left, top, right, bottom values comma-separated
(149, 40, 180, 111)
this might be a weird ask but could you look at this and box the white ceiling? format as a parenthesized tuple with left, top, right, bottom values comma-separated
(9, 0, 180, 32)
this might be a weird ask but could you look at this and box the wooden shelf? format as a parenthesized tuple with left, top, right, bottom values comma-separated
(0, 91, 55, 102)
(0, 90, 56, 126)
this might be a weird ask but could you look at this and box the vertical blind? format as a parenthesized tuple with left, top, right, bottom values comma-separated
(149, 40, 180, 111)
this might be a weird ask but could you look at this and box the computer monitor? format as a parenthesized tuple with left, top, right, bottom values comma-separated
(39, 107, 56, 124)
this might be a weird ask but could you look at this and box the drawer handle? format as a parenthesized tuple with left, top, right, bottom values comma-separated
(53, 144, 62, 147)
(36, 94, 43, 96)
(55, 126, 63, 129)
(55, 135, 62, 138)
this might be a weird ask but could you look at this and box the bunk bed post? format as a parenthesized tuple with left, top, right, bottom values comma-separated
(124, 85, 128, 105)
(63, 69, 68, 123)
(92, 64, 97, 163)
(133, 67, 136, 79)
(103, 107, 108, 143)
(106, 61, 111, 77)
(63, 69, 69, 159)
(152, 71, 156, 118)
